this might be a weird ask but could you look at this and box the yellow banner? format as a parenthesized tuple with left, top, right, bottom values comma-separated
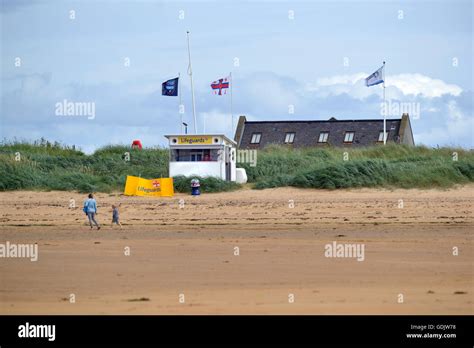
(177, 135, 212, 145)
(124, 176, 174, 197)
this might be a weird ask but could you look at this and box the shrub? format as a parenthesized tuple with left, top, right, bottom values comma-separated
(173, 175, 241, 193)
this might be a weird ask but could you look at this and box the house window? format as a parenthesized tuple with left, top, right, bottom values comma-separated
(250, 133, 261, 144)
(284, 132, 295, 144)
(318, 132, 329, 143)
(344, 131, 355, 143)
(378, 131, 388, 142)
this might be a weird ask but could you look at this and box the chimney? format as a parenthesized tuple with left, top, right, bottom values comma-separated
(234, 115, 247, 146)
(398, 113, 415, 146)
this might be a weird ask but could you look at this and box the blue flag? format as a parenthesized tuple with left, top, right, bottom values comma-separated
(162, 77, 179, 96)
(365, 66, 384, 87)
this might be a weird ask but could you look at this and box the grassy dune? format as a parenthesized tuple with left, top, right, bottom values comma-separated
(0, 140, 238, 193)
(0, 140, 472, 192)
(240, 144, 474, 189)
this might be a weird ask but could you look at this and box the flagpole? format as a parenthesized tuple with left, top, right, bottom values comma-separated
(230, 72, 234, 135)
(178, 72, 183, 134)
(186, 31, 197, 134)
(383, 61, 386, 145)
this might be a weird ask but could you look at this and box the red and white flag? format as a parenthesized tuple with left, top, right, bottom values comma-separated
(210, 76, 230, 95)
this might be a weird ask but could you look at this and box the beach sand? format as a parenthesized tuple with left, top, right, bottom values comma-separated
(0, 186, 472, 314)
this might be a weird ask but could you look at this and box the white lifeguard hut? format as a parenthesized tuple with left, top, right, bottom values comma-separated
(165, 134, 237, 182)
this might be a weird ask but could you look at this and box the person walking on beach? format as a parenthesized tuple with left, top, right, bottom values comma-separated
(111, 204, 122, 228)
(84, 193, 100, 230)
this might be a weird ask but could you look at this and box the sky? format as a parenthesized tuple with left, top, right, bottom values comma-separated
(1, 0, 473, 153)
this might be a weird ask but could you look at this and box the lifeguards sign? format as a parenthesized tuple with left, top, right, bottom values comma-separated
(124, 176, 174, 197)
(177, 136, 212, 145)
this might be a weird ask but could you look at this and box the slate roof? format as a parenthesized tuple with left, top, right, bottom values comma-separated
(235, 116, 412, 149)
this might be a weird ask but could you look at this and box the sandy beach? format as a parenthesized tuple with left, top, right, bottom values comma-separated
(0, 186, 472, 314)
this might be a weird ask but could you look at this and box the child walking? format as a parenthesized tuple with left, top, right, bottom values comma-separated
(111, 204, 122, 228)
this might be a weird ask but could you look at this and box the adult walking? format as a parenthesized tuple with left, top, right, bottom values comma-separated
(83, 193, 100, 230)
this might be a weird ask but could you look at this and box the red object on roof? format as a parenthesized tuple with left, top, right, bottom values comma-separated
(131, 140, 142, 149)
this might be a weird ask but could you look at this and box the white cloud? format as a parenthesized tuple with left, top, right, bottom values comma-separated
(199, 109, 234, 136)
(414, 99, 473, 147)
(314, 73, 367, 87)
(305, 72, 463, 99)
(240, 72, 301, 114)
(446, 100, 463, 120)
(387, 74, 462, 98)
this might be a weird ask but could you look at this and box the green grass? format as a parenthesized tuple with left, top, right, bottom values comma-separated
(239, 144, 474, 189)
(0, 140, 472, 193)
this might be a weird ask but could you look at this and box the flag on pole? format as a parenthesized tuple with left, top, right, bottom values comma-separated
(211, 76, 230, 95)
(365, 66, 384, 87)
(162, 77, 179, 96)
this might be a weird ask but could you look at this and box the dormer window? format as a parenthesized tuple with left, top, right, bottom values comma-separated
(284, 132, 295, 144)
(250, 133, 261, 144)
(318, 132, 329, 143)
(378, 131, 388, 142)
(344, 131, 355, 143)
